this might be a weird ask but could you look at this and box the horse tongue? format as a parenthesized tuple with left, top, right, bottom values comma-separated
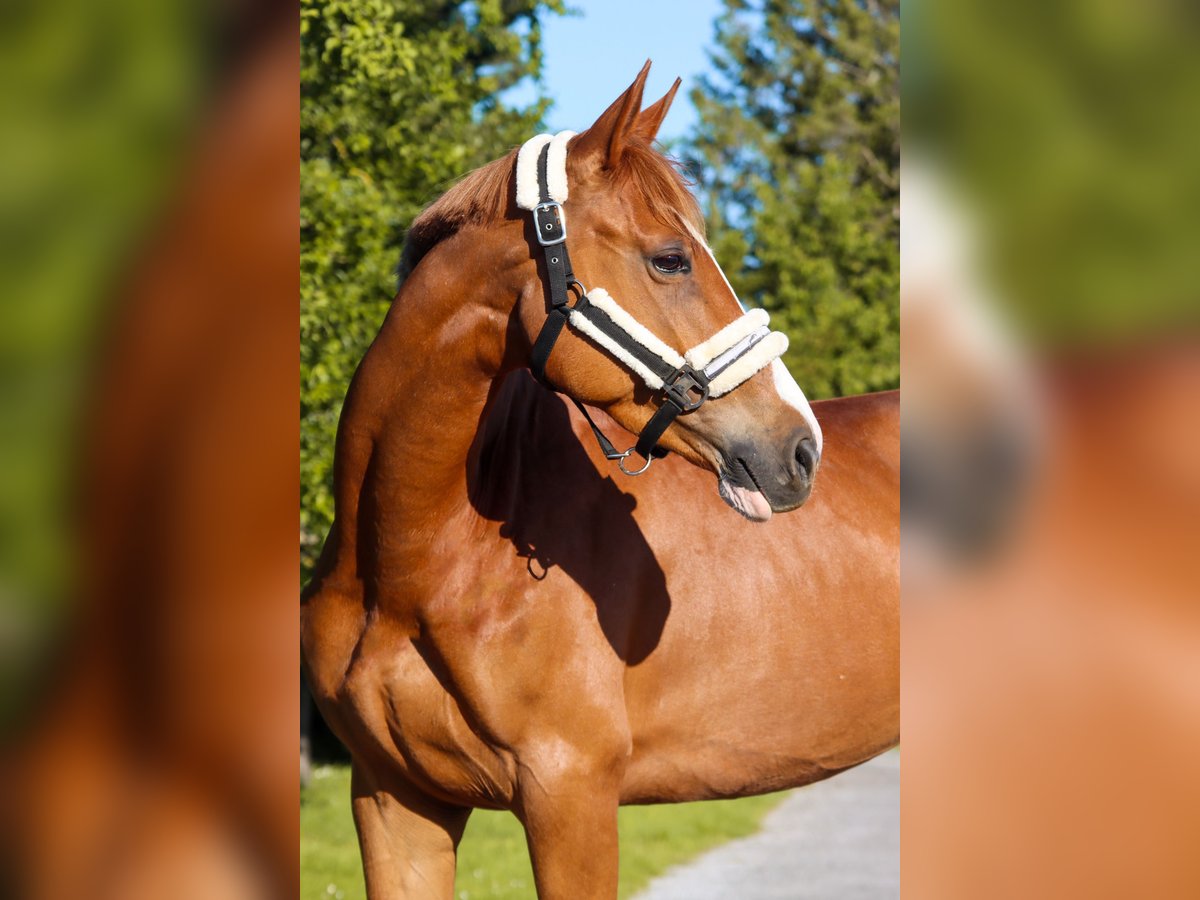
(718, 478, 773, 522)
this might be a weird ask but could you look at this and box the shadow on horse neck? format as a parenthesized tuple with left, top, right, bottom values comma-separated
(465, 363, 671, 666)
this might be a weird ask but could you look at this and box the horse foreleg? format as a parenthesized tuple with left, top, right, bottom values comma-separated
(350, 763, 470, 900)
(516, 753, 625, 899)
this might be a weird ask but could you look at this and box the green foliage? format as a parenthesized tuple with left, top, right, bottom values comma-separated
(301, 764, 788, 900)
(300, 0, 565, 573)
(690, 0, 900, 398)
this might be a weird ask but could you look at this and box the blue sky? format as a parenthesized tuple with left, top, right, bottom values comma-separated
(505, 0, 726, 144)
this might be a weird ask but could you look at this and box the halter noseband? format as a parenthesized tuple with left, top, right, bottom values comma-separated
(518, 132, 788, 476)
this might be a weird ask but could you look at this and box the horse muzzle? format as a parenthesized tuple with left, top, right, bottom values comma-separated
(718, 427, 820, 521)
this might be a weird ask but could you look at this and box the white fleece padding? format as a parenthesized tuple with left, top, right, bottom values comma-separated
(569, 308, 667, 391)
(684, 308, 770, 370)
(707, 331, 789, 398)
(566, 287, 786, 396)
(580, 288, 687, 370)
(545, 131, 575, 202)
(516, 131, 575, 210)
(516, 134, 553, 210)
(702, 325, 770, 378)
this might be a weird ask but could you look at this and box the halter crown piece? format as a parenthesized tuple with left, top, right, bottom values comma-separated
(518, 132, 789, 476)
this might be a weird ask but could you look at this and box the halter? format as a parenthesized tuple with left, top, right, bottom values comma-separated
(518, 132, 788, 476)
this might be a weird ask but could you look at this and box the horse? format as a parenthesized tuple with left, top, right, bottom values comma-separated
(301, 63, 899, 899)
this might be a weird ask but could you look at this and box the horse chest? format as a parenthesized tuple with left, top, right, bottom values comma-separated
(343, 615, 520, 808)
(374, 562, 626, 805)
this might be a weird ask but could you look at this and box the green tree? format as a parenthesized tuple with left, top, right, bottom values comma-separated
(689, 0, 899, 398)
(301, 0, 564, 574)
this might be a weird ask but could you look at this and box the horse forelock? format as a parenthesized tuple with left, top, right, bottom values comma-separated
(607, 138, 706, 241)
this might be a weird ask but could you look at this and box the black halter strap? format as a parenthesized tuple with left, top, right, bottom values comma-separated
(529, 145, 575, 376)
(526, 144, 712, 470)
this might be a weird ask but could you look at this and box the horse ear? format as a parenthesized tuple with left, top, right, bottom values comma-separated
(572, 60, 652, 170)
(632, 77, 682, 144)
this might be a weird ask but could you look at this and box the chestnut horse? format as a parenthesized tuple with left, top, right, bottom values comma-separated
(302, 64, 899, 899)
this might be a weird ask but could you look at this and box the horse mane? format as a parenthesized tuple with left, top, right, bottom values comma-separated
(399, 149, 518, 280)
(398, 138, 705, 281)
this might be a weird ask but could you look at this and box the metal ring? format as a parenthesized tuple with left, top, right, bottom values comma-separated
(617, 449, 653, 476)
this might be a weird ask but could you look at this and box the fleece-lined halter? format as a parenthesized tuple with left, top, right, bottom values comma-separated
(518, 131, 788, 476)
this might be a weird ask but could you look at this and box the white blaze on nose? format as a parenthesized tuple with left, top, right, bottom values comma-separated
(684, 220, 823, 455)
(771, 358, 823, 456)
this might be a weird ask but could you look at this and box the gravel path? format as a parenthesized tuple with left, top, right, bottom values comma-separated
(633, 750, 899, 900)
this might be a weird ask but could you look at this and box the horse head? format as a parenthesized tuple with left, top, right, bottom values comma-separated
(516, 63, 823, 521)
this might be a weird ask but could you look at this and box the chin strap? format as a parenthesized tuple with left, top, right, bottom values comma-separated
(517, 132, 788, 475)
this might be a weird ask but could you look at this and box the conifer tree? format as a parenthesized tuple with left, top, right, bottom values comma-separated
(689, 0, 899, 398)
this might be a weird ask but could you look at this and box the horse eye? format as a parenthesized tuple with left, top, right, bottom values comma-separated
(653, 254, 688, 274)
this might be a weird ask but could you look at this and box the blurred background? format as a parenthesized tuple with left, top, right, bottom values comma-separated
(903, 0, 1200, 896)
(0, 0, 299, 896)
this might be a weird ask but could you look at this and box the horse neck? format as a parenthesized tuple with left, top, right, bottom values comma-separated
(336, 230, 524, 545)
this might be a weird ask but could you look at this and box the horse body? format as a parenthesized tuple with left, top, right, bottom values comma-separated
(613, 390, 899, 802)
(302, 278, 898, 894)
(303, 63, 897, 899)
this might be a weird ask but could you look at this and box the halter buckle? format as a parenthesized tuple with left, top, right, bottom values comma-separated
(662, 364, 710, 413)
(534, 202, 567, 246)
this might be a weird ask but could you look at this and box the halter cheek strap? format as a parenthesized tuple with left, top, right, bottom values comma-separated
(517, 132, 788, 475)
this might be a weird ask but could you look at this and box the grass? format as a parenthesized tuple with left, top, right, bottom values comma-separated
(301, 765, 788, 900)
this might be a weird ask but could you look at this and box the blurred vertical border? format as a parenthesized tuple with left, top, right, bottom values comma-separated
(903, 0, 1200, 896)
(0, 0, 299, 895)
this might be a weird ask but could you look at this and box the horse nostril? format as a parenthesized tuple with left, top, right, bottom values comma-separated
(793, 435, 819, 482)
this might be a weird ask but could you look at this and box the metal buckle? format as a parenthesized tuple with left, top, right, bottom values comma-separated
(662, 364, 710, 413)
(534, 202, 567, 246)
(617, 448, 654, 476)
